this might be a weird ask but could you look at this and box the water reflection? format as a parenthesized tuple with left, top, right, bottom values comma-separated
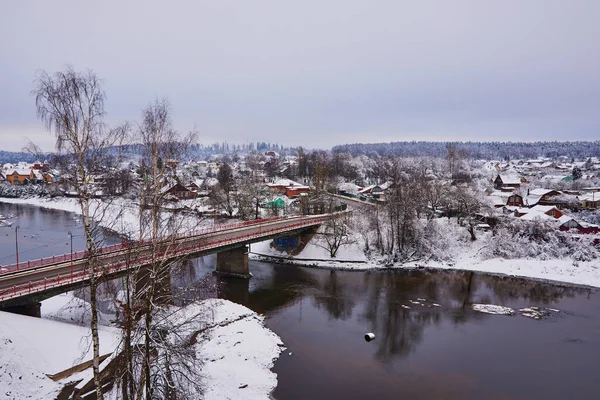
(207, 263, 598, 400)
(211, 265, 592, 360)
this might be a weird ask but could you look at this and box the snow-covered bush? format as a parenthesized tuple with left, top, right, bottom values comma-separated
(0, 182, 48, 198)
(481, 217, 600, 261)
(414, 219, 454, 261)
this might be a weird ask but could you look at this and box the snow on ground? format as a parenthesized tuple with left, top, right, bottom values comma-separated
(5, 293, 284, 399)
(195, 299, 285, 400)
(418, 256, 600, 289)
(472, 304, 515, 315)
(0, 309, 120, 399)
(42, 292, 114, 326)
(252, 221, 600, 288)
(249, 230, 381, 270)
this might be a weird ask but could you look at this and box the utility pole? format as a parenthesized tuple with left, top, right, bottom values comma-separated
(68, 231, 73, 279)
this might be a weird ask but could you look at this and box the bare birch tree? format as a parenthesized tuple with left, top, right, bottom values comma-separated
(115, 98, 200, 400)
(33, 66, 126, 399)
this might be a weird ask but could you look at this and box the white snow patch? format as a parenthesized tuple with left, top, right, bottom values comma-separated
(0, 310, 120, 399)
(194, 299, 285, 400)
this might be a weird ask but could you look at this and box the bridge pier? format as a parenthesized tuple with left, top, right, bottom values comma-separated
(2, 302, 41, 318)
(215, 245, 251, 278)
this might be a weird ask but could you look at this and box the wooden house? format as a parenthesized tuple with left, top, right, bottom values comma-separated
(162, 183, 196, 200)
(5, 169, 34, 185)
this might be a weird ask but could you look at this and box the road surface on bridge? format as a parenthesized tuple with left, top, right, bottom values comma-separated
(0, 214, 328, 305)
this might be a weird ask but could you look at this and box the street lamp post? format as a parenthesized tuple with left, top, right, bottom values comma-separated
(68, 231, 73, 280)
(15, 225, 20, 270)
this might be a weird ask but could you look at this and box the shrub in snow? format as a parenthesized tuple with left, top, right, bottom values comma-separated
(482, 217, 599, 261)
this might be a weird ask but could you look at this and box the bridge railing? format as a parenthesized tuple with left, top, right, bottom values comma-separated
(0, 215, 325, 276)
(0, 215, 327, 303)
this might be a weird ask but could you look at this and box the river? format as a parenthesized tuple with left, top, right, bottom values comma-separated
(1, 202, 599, 399)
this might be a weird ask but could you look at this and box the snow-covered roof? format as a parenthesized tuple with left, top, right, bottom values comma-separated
(557, 215, 577, 225)
(531, 205, 559, 213)
(6, 168, 31, 176)
(526, 189, 560, 205)
(497, 174, 521, 185)
(579, 192, 600, 202)
(540, 175, 568, 184)
(489, 190, 513, 198)
(529, 188, 558, 196)
(488, 196, 506, 207)
(520, 211, 554, 221)
(267, 179, 307, 188)
(338, 182, 362, 194)
(358, 184, 376, 194)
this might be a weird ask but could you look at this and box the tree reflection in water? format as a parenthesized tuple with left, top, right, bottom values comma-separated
(166, 259, 593, 365)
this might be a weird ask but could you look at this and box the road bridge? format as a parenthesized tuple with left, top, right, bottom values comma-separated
(0, 214, 328, 311)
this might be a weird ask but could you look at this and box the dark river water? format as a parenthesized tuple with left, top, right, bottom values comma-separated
(2, 202, 600, 400)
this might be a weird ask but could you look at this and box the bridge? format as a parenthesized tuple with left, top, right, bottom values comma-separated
(0, 214, 328, 313)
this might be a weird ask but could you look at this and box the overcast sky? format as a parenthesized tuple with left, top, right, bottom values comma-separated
(1, 0, 599, 152)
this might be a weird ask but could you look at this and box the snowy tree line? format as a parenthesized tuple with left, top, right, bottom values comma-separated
(332, 141, 600, 160)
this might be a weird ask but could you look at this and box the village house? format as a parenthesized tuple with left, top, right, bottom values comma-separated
(338, 182, 363, 198)
(267, 179, 310, 198)
(558, 216, 600, 234)
(525, 189, 563, 207)
(530, 205, 563, 218)
(5, 168, 34, 185)
(161, 182, 196, 200)
(494, 174, 525, 190)
(507, 193, 524, 207)
(579, 192, 600, 209)
(488, 190, 523, 208)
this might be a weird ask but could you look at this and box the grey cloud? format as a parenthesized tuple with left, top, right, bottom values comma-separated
(1, 0, 599, 151)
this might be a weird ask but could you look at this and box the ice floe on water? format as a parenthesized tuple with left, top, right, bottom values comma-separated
(401, 299, 442, 310)
(519, 307, 560, 320)
(472, 304, 562, 319)
(472, 304, 515, 315)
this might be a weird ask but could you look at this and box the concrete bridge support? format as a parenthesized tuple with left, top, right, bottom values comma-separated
(216, 245, 251, 278)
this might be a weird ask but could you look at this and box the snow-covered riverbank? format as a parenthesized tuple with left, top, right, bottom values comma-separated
(3, 195, 599, 288)
(250, 230, 600, 288)
(0, 296, 284, 399)
(0, 196, 212, 239)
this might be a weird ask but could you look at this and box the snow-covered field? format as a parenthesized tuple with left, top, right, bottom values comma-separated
(0, 295, 284, 399)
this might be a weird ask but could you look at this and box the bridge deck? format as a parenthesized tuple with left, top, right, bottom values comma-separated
(0, 214, 327, 306)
